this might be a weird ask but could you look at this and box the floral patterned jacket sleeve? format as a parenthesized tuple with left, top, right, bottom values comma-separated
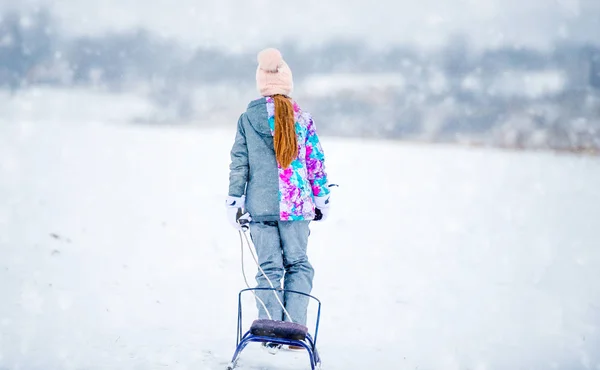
(304, 115, 330, 198)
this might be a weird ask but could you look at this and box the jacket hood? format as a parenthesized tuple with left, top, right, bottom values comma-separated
(245, 98, 271, 137)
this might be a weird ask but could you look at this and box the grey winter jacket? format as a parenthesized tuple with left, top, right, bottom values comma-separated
(228, 98, 281, 221)
(228, 97, 330, 222)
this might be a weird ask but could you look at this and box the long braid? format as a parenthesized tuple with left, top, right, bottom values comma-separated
(273, 95, 298, 168)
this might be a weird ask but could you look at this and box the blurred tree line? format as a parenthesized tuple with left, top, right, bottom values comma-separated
(2, 8, 599, 91)
(1, 8, 599, 152)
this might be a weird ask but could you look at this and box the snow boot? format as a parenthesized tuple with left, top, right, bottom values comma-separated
(261, 342, 282, 355)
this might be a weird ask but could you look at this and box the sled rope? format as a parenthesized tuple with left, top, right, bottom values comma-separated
(239, 231, 271, 320)
(239, 230, 293, 322)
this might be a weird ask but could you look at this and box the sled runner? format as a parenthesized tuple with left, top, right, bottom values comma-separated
(226, 287, 322, 370)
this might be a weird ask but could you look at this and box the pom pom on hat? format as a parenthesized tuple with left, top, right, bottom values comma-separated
(257, 48, 283, 72)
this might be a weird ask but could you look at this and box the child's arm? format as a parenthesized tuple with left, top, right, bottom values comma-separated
(228, 114, 249, 197)
(305, 115, 330, 198)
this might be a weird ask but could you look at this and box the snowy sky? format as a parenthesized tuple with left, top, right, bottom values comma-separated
(5, 0, 600, 51)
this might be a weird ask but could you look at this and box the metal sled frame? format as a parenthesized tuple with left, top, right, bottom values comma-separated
(227, 288, 322, 370)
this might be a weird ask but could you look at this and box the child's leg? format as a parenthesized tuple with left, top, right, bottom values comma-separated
(278, 221, 314, 325)
(249, 221, 284, 321)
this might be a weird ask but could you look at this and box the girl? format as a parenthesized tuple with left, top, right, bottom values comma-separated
(225, 48, 331, 328)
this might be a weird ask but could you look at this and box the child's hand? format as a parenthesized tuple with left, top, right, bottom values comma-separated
(313, 195, 330, 222)
(226, 196, 252, 231)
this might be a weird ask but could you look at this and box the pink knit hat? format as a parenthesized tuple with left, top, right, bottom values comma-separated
(256, 48, 293, 97)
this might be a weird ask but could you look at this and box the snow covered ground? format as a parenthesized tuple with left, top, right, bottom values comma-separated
(1, 119, 599, 370)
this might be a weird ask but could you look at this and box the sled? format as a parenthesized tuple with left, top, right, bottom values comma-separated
(226, 287, 322, 370)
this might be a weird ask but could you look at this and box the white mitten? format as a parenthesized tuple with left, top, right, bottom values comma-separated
(313, 195, 330, 222)
(226, 195, 252, 231)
